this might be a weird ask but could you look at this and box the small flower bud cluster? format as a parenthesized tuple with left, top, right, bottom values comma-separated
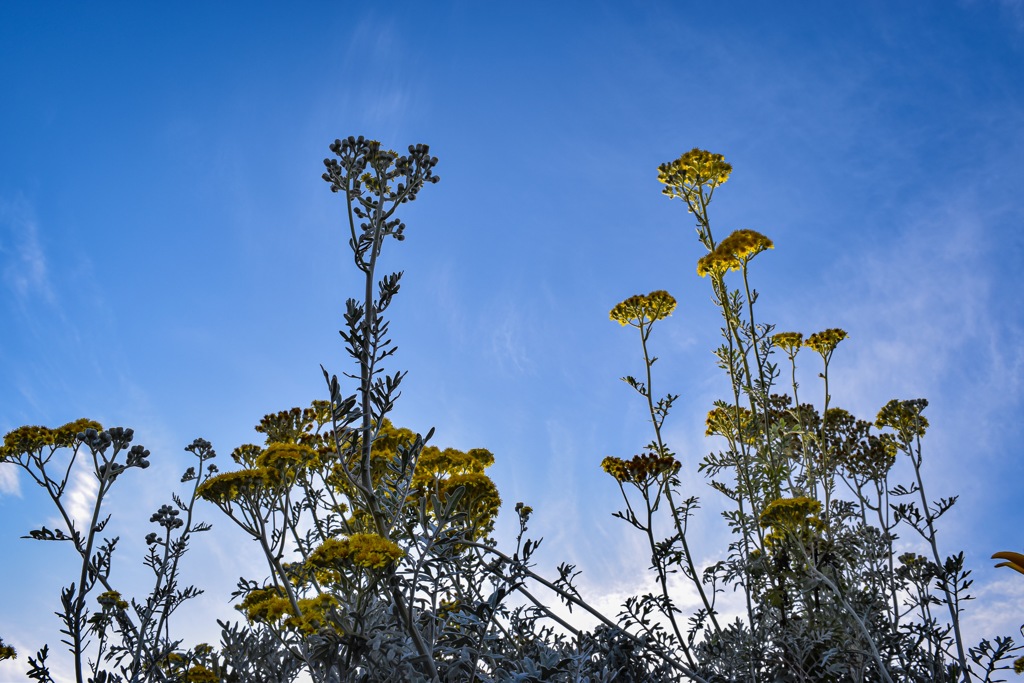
(151, 504, 184, 530)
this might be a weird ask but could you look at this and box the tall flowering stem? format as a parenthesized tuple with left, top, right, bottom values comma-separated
(606, 290, 723, 666)
(644, 148, 1016, 681)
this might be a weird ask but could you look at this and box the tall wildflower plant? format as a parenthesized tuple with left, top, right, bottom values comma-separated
(5, 140, 1019, 682)
(2, 137, 705, 682)
(193, 138, 708, 682)
(0, 422, 220, 682)
(600, 148, 1020, 681)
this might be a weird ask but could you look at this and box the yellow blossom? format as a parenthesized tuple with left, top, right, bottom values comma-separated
(283, 593, 340, 635)
(842, 433, 897, 481)
(0, 636, 16, 661)
(609, 290, 677, 326)
(183, 665, 219, 683)
(657, 148, 732, 201)
(411, 445, 494, 489)
(696, 229, 774, 278)
(96, 590, 128, 610)
(437, 471, 502, 538)
(255, 442, 320, 481)
(601, 453, 680, 486)
(307, 533, 405, 571)
(759, 496, 825, 549)
(696, 251, 734, 278)
(197, 468, 274, 504)
(718, 229, 774, 261)
(238, 586, 293, 624)
(875, 398, 929, 439)
(804, 328, 848, 357)
(2, 420, 108, 461)
(771, 332, 804, 356)
(705, 406, 758, 445)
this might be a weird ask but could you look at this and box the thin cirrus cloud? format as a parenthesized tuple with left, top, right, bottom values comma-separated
(0, 197, 53, 306)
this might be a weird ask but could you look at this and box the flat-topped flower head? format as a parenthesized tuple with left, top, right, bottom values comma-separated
(255, 442, 320, 473)
(238, 586, 292, 624)
(719, 229, 773, 261)
(601, 453, 680, 486)
(696, 251, 733, 278)
(197, 468, 273, 504)
(875, 398, 929, 439)
(1, 418, 102, 459)
(705, 405, 757, 445)
(183, 666, 219, 683)
(307, 533, 405, 571)
(805, 328, 848, 358)
(658, 148, 732, 202)
(759, 496, 825, 548)
(696, 229, 774, 278)
(771, 332, 804, 356)
(609, 290, 677, 327)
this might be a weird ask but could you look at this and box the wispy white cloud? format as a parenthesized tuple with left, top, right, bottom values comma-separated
(490, 303, 532, 375)
(58, 458, 99, 535)
(816, 198, 1022, 459)
(0, 197, 54, 305)
(0, 464, 19, 496)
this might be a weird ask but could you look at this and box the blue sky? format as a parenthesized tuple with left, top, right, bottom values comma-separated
(2, 1, 1024, 678)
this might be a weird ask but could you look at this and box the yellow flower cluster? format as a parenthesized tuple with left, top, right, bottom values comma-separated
(438, 471, 502, 538)
(256, 442, 321, 476)
(601, 453, 681, 485)
(759, 496, 825, 549)
(609, 290, 677, 326)
(705, 406, 758, 445)
(412, 445, 494, 489)
(0, 636, 16, 661)
(771, 332, 803, 354)
(1, 419, 102, 459)
(307, 533, 405, 571)
(254, 405, 325, 447)
(197, 468, 274, 504)
(804, 328, 848, 357)
(238, 586, 293, 624)
(183, 666, 219, 683)
(697, 229, 774, 277)
(657, 148, 732, 201)
(875, 399, 929, 438)
(96, 590, 128, 610)
(407, 436, 502, 538)
(231, 443, 263, 467)
(437, 599, 462, 619)
(283, 593, 340, 635)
